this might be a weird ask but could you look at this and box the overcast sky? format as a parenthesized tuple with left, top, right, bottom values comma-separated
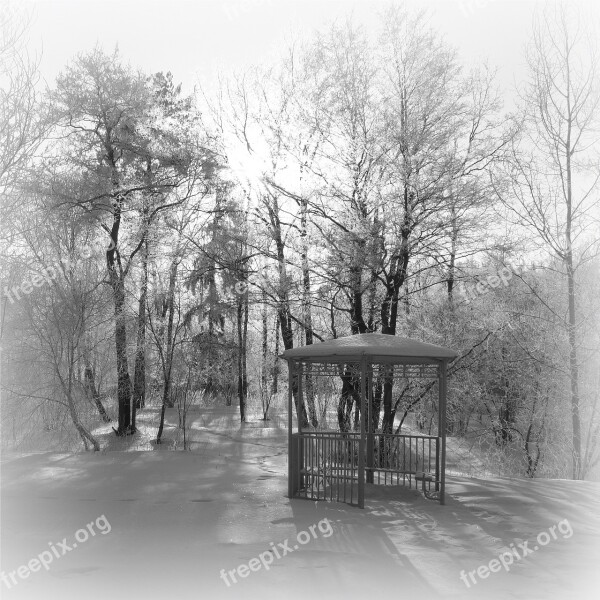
(20, 0, 596, 104)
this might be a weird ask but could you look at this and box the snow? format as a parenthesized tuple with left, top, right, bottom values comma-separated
(280, 332, 458, 361)
(1, 406, 599, 600)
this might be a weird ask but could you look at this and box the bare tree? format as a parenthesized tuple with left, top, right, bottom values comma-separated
(0, 3, 44, 197)
(493, 5, 600, 478)
(15, 212, 106, 450)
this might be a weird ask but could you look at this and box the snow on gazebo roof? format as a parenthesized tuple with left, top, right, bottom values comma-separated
(280, 333, 458, 363)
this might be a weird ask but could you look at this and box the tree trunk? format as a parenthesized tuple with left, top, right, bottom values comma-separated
(84, 364, 110, 423)
(156, 258, 178, 445)
(63, 367, 100, 451)
(156, 392, 168, 445)
(271, 315, 280, 396)
(349, 265, 368, 334)
(338, 372, 359, 432)
(132, 237, 149, 420)
(447, 202, 458, 303)
(269, 194, 308, 428)
(205, 186, 226, 397)
(261, 291, 270, 419)
(69, 400, 100, 450)
(300, 196, 318, 428)
(113, 275, 132, 434)
(237, 292, 248, 422)
(566, 249, 581, 478)
(380, 187, 412, 433)
(563, 103, 581, 478)
(371, 379, 382, 432)
(107, 194, 132, 436)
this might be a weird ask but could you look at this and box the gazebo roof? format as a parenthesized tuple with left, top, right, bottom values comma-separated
(280, 333, 458, 364)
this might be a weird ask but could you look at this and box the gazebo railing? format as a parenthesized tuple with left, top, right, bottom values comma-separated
(368, 433, 439, 490)
(291, 431, 439, 504)
(291, 431, 361, 504)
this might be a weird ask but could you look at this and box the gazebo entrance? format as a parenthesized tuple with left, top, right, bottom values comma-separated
(280, 333, 458, 508)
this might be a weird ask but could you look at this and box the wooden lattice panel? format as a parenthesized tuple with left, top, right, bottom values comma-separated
(294, 361, 439, 380)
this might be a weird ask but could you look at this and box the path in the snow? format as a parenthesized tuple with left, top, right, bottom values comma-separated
(1, 406, 598, 600)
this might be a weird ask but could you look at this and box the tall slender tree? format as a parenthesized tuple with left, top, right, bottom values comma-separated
(494, 5, 600, 478)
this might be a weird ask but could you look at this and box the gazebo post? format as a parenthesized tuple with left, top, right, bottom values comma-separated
(297, 361, 305, 495)
(366, 362, 374, 484)
(287, 360, 294, 499)
(298, 361, 304, 434)
(358, 357, 367, 508)
(439, 361, 448, 505)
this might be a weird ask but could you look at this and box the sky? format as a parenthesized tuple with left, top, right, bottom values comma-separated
(17, 0, 597, 105)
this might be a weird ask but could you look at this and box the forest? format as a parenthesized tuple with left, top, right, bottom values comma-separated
(1, 2, 599, 483)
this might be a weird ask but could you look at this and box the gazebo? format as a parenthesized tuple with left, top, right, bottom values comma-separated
(280, 333, 458, 508)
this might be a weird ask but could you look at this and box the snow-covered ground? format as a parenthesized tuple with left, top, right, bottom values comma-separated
(1, 406, 599, 600)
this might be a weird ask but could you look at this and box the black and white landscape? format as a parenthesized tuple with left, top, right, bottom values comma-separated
(1, 1, 599, 599)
